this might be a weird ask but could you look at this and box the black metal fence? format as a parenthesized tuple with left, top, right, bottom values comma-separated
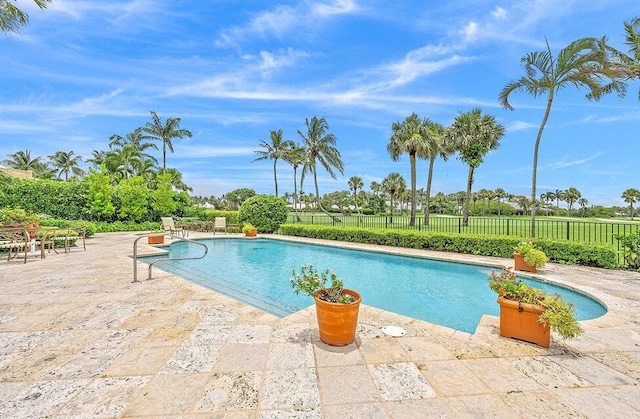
(286, 214, 640, 264)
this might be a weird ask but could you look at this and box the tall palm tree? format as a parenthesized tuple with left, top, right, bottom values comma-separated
(1, 0, 51, 33)
(564, 187, 581, 216)
(48, 150, 85, 181)
(622, 188, 640, 220)
(449, 108, 505, 226)
(282, 143, 307, 221)
(421, 121, 453, 226)
(499, 36, 626, 237)
(253, 129, 293, 197)
(298, 116, 344, 219)
(142, 111, 192, 172)
(348, 176, 364, 222)
(381, 172, 406, 223)
(387, 113, 428, 226)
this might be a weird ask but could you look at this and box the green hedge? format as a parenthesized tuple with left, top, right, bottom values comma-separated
(278, 225, 618, 269)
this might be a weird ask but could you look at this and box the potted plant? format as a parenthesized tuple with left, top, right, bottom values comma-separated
(242, 223, 257, 237)
(513, 239, 548, 273)
(489, 266, 583, 347)
(290, 264, 361, 346)
(148, 230, 165, 244)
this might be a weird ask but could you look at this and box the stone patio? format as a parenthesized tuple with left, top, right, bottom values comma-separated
(0, 231, 638, 418)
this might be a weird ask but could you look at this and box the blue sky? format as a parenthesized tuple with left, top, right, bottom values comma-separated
(2, 0, 639, 206)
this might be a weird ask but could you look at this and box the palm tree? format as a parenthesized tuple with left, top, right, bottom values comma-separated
(48, 151, 85, 181)
(622, 17, 640, 97)
(622, 188, 640, 220)
(109, 127, 158, 164)
(282, 143, 307, 221)
(1, 0, 51, 33)
(449, 108, 505, 226)
(253, 129, 293, 197)
(298, 116, 344, 219)
(348, 176, 364, 222)
(142, 111, 192, 172)
(421, 121, 453, 226)
(495, 188, 507, 216)
(381, 173, 406, 223)
(388, 113, 428, 226)
(499, 37, 626, 237)
(369, 181, 384, 215)
(578, 197, 589, 217)
(564, 187, 582, 216)
(2, 149, 47, 175)
(554, 189, 565, 210)
(104, 145, 142, 180)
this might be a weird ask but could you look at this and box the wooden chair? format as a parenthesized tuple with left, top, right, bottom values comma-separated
(0, 226, 30, 263)
(213, 217, 227, 234)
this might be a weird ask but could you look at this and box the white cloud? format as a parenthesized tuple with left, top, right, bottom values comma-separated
(215, 0, 360, 48)
(547, 152, 604, 169)
(492, 7, 507, 19)
(178, 145, 255, 158)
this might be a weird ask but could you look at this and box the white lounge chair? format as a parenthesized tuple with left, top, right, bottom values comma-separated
(161, 217, 186, 237)
(213, 217, 227, 235)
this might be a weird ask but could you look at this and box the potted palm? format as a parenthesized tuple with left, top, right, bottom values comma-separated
(513, 239, 548, 273)
(291, 264, 361, 346)
(489, 266, 583, 347)
(242, 223, 257, 237)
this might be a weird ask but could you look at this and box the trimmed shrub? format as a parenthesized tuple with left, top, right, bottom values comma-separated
(278, 224, 618, 269)
(238, 195, 288, 233)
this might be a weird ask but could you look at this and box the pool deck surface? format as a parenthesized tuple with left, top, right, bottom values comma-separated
(0, 231, 639, 418)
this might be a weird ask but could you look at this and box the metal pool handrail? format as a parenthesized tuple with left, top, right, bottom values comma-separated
(132, 233, 208, 282)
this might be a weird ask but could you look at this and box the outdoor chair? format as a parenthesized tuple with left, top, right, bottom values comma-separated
(213, 217, 227, 234)
(161, 217, 186, 237)
(0, 226, 30, 263)
(50, 220, 87, 253)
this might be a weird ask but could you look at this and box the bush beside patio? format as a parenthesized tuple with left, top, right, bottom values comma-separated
(278, 224, 617, 269)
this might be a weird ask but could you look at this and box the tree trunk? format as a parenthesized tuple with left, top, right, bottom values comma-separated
(409, 152, 416, 226)
(531, 91, 554, 238)
(462, 165, 474, 227)
(293, 167, 301, 222)
(314, 168, 340, 222)
(423, 155, 435, 226)
(273, 159, 278, 197)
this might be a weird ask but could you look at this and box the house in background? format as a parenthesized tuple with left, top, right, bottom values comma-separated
(0, 165, 32, 179)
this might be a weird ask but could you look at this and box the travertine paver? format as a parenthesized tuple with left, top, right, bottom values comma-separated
(0, 231, 639, 418)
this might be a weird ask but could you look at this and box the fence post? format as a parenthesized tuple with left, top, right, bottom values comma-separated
(566, 221, 570, 240)
(506, 219, 510, 236)
(458, 218, 461, 234)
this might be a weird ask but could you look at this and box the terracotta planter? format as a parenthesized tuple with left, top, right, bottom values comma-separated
(245, 228, 257, 237)
(148, 234, 165, 244)
(497, 296, 550, 347)
(314, 288, 361, 346)
(513, 252, 536, 273)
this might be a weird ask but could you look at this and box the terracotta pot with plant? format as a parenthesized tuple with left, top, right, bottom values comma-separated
(242, 223, 257, 237)
(488, 266, 583, 347)
(513, 239, 548, 273)
(291, 264, 361, 346)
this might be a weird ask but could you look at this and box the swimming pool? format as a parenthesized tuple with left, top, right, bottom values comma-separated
(140, 238, 607, 334)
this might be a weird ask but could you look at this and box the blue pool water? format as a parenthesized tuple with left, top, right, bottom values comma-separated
(140, 238, 607, 333)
